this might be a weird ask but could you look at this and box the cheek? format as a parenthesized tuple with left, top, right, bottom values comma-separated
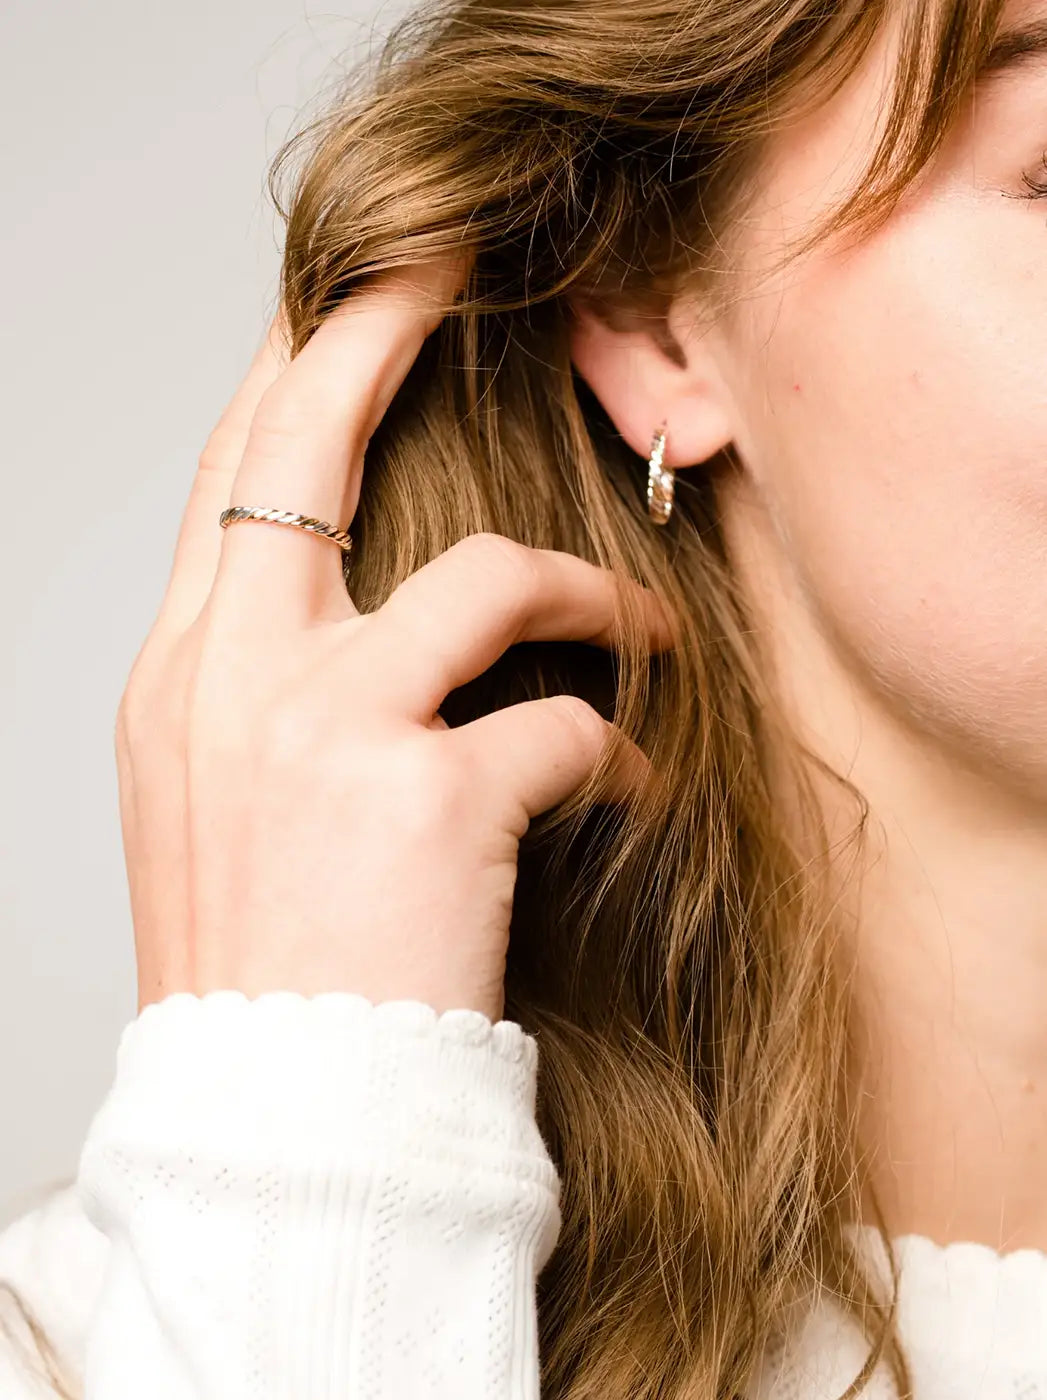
(733, 195, 1047, 770)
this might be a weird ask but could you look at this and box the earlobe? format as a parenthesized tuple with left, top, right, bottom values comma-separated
(566, 298, 735, 469)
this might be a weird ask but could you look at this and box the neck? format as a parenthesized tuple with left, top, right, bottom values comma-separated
(833, 722, 1047, 1252)
(721, 482, 1047, 1253)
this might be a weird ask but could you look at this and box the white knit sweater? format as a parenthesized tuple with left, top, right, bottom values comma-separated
(0, 992, 1043, 1399)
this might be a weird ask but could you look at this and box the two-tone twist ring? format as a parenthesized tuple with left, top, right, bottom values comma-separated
(218, 505, 354, 553)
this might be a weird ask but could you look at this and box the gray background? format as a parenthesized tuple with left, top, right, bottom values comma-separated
(2, 0, 408, 1222)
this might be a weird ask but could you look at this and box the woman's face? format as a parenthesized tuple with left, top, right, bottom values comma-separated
(671, 0, 1047, 794)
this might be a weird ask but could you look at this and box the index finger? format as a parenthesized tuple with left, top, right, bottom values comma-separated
(365, 535, 677, 720)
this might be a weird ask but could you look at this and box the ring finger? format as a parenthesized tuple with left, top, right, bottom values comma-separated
(210, 257, 468, 630)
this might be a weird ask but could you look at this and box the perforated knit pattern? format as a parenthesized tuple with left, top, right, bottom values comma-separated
(73, 991, 562, 1399)
(0, 991, 1043, 1399)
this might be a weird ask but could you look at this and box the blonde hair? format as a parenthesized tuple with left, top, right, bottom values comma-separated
(4, 0, 1007, 1395)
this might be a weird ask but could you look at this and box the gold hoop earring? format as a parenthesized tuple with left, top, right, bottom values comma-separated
(646, 422, 674, 526)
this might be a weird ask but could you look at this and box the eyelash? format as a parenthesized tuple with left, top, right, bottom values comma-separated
(1020, 149, 1047, 199)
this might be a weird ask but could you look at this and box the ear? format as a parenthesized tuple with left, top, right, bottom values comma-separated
(566, 296, 735, 469)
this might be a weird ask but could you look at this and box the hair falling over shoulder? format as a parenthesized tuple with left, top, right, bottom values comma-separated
(4, 0, 1010, 1395)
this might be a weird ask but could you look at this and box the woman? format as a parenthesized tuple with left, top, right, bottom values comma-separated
(1, 0, 1044, 1393)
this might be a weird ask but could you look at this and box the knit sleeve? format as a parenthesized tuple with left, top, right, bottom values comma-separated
(74, 990, 563, 1400)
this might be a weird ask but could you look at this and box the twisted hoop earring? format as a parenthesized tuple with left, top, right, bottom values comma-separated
(646, 422, 674, 526)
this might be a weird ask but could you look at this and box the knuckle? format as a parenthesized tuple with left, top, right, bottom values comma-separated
(455, 532, 538, 592)
(246, 386, 313, 456)
(115, 681, 172, 765)
(546, 693, 607, 747)
(115, 643, 170, 750)
(114, 690, 140, 755)
(248, 378, 364, 461)
(197, 422, 242, 478)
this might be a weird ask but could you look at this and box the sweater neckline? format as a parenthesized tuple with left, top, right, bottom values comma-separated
(848, 1223, 1047, 1268)
(762, 1223, 1047, 1391)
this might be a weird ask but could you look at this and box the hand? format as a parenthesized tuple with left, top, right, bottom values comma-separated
(115, 262, 674, 1023)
